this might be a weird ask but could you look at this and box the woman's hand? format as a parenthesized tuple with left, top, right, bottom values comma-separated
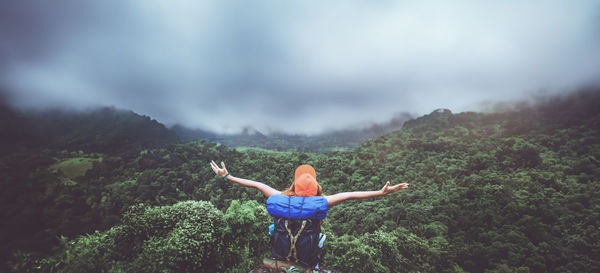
(209, 160, 229, 178)
(208, 160, 280, 197)
(380, 181, 409, 195)
(327, 181, 410, 207)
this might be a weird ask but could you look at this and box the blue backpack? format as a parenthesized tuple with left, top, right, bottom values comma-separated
(266, 195, 328, 267)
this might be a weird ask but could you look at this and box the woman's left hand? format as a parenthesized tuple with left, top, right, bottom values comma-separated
(380, 181, 409, 195)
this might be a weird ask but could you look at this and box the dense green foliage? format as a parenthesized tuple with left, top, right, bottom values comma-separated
(1, 90, 599, 272)
(12, 200, 270, 273)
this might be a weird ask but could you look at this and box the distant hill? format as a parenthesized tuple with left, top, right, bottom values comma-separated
(0, 104, 176, 154)
(1, 95, 411, 154)
(171, 112, 412, 152)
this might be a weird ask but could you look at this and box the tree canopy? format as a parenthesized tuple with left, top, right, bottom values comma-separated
(2, 90, 599, 272)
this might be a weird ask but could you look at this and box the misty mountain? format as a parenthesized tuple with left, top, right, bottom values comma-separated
(172, 112, 412, 152)
(0, 104, 176, 154)
(1, 95, 411, 154)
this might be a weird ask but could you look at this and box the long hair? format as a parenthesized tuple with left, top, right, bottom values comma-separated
(281, 181, 324, 196)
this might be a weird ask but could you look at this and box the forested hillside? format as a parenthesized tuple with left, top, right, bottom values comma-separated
(1, 90, 599, 272)
(0, 104, 175, 154)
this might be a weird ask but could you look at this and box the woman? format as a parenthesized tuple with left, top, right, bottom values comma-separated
(209, 161, 409, 205)
(209, 160, 409, 268)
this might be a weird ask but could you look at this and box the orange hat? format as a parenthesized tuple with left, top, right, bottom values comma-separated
(294, 164, 318, 197)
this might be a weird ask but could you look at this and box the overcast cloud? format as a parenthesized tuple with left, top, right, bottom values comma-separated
(1, 0, 599, 134)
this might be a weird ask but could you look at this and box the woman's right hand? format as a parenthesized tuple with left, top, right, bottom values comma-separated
(209, 160, 229, 178)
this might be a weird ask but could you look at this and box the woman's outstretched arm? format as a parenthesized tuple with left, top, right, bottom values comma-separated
(326, 181, 409, 207)
(209, 160, 281, 198)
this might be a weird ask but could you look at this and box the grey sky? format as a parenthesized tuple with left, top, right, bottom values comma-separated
(1, 0, 599, 134)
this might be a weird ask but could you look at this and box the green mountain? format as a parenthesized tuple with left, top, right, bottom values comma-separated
(0, 104, 176, 154)
(1, 89, 599, 272)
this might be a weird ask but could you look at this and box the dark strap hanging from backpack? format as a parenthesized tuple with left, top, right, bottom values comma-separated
(285, 219, 307, 262)
(270, 217, 322, 268)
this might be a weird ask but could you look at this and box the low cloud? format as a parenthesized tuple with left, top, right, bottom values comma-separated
(1, 0, 599, 134)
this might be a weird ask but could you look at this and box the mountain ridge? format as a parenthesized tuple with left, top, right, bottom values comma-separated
(0, 98, 413, 153)
(171, 112, 412, 152)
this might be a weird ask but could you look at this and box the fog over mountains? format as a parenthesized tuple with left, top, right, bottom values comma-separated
(2, 1, 600, 134)
(0, 91, 412, 153)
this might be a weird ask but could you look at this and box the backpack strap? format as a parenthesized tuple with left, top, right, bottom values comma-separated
(284, 219, 307, 262)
